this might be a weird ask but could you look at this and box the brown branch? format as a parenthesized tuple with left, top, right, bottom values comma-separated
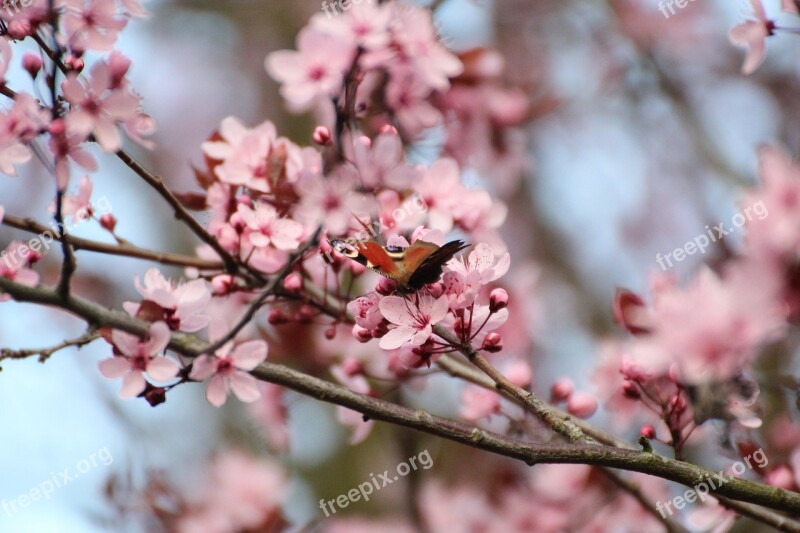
(2, 277, 800, 515)
(0, 328, 99, 364)
(1, 214, 224, 270)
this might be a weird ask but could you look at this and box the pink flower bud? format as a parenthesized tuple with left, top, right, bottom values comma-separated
(283, 272, 302, 292)
(267, 309, 288, 325)
(99, 213, 117, 232)
(380, 124, 398, 135)
(426, 282, 444, 298)
(550, 377, 574, 402)
(296, 305, 316, 323)
(506, 361, 532, 387)
(640, 425, 656, 439)
(312, 126, 332, 145)
(235, 194, 253, 207)
(765, 466, 794, 489)
(7, 20, 32, 40)
(622, 380, 640, 399)
(352, 325, 372, 343)
(481, 332, 503, 353)
(65, 55, 85, 73)
(324, 326, 336, 340)
(567, 392, 598, 419)
(22, 53, 42, 78)
(108, 51, 131, 87)
(375, 277, 397, 296)
(489, 288, 509, 312)
(211, 274, 234, 295)
(613, 288, 653, 335)
(228, 212, 246, 232)
(49, 119, 66, 136)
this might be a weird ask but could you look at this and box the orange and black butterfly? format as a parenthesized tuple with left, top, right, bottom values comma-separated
(329, 238, 468, 291)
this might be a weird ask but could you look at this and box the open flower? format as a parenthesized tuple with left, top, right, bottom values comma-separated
(124, 268, 211, 332)
(446, 242, 510, 284)
(378, 294, 449, 349)
(98, 321, 178, 398)
(729, 0, 774, 75)
(189, 323, 268, 407)
(238, 201, 304, 251)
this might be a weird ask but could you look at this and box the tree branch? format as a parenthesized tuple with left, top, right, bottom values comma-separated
(2, 276, 800, 515)
(1, 213, 224, 270)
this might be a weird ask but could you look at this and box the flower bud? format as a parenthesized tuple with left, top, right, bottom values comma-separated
(567, 392, 598, 419)
(211, 274, 234, 295)
(108, 51, 131, 87)
(49, 119, 66, 136)
(640, 425, 656, 440)
(312, 126, 332, 146)
(380, 124, 398, 135)
(99, 213, 117, 232)
(324, 326, 336, 340)
(267, 309, 288, 325)
(489, 288, 509, 312)
(550, 377, 573, 402)
(22, 53, 42, 78)
(622, 380, 640, 399)
(352, 325, 372, 343)
(65, 55, 85, 73)
(295, 305, 316, 323)
(481, 332, 503, 353)
(283, 272, 302, 292)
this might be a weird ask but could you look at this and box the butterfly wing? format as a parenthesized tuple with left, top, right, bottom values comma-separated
(406, 240, 468, 290)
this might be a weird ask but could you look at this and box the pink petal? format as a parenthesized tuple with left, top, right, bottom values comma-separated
(98, 356, 130, 379)
(379, 326, 413, 350)
(205, 374, 228, 407)
(146, 356, 179, 381)
(229, 371, 261, 403)
(379, 296, 416, 326)
(144, 321, 171, 355)
(111, 329, 139, 357)
(189, 355, 218, 381)
(230, 340, 268, 371)
(120, 371, 146, 397)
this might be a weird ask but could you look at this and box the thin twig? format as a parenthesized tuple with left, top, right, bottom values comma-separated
(2, 214, 224, 270)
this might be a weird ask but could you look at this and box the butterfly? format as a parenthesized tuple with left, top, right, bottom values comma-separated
(329, 238, 468, 291)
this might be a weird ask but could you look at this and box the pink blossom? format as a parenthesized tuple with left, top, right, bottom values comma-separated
(447, 242, 510, 285)
(336, 405, 374, 444)
(265, 27, 356, 111)
(0, 37, 11, 82)
(59, 0, 127, 53)
(347, 292, 384, 331)
(460, 386, 501, 421)
(189, 322, 268, 407)
(59, 175, 94, 222)
(62, 59, 141, 151)
(49, 129, 98, 189)
(729, 0, 774, 75)
(176, 450, 286, 533)
(97, 321, 178, 398)
(0, 241, 40, 301)
(378, 294, 449, 350)
(124, 268, 211, 332)
(311, 1, 392, 50)
(202, 117, 278, 190)
(237, 201, 304, 251)
(350, 131, 422, 190)
(291, 166, 374, 235)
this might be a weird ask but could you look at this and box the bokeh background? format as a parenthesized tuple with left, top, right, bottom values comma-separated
(0, 0, 798, 530)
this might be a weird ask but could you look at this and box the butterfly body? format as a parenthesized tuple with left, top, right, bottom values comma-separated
(330, 238, 468, 291)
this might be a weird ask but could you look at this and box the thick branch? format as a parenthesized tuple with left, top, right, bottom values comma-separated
(2, 277, 800, 515)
